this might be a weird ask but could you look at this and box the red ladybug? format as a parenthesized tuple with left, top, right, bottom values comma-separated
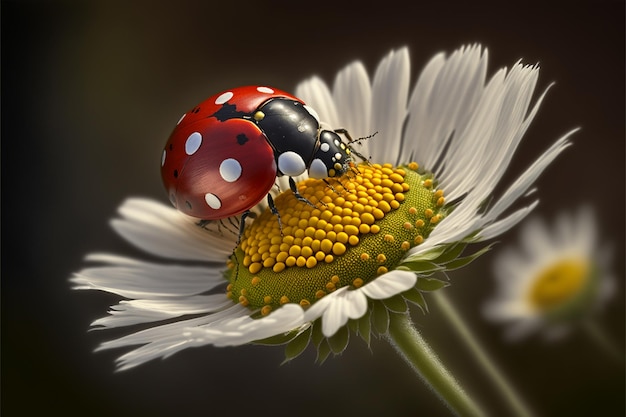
(161, 86, 356, 221)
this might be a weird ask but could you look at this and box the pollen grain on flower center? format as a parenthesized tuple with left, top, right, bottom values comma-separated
(227, 163, 446, 314)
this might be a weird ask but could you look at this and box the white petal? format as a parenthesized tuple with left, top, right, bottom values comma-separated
(437, 68, 509, 198)
(97, 304, 245, 350)
(404, 44, 487, 168)
(492, 248, 531, 287)
(504, 318, 542, 341)
(476, 200, 539, 241)
(440, 63, 544, 205)
(112, 198, 236, 261)
(98, 303, 306, 371)
(482, 130, 574, 223)
(320, 289, 369, 337)
(519, 217, 553, 258)
(483, 300, 533, 321)
(368, 48, 410, 165)
(70, 253, 225, 298)
(91, 295, 233, 329)
(360, 270, 417, 299)
(303, 287, 349, 323)
(332, 60, 372, 140)
(294, 76, 339, 128)
(186, 303, 305, 347)
(573, 206, 596, 244)
(303, 271, 416, 338)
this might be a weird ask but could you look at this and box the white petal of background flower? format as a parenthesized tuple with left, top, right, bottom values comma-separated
(484, 206, 616, 341)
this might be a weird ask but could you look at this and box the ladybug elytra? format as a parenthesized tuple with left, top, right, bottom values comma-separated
(160, 86, 358, 222)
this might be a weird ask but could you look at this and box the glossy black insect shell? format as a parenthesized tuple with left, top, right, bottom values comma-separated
(313, 130, 351, 176)
(255, 98, 320, 163)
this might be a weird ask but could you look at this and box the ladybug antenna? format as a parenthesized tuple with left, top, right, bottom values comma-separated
(334, 128, 374, 164)
(349, 131, 379, 145)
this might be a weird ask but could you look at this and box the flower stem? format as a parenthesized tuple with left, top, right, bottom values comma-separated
(386, 312, 486, 417)
(580, 319, 624, 364)
(431, 290, 534, 417)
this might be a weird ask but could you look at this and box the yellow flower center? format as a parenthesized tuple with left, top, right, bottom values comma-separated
(527, 258, 592, 313)
(226, 163, 446, 314)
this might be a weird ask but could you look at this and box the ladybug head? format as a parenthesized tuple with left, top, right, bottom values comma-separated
(308, 130, 353, 179)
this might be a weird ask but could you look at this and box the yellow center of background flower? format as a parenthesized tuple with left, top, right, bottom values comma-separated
(227, 163, 446, 315)
(527, 258, 591, 312)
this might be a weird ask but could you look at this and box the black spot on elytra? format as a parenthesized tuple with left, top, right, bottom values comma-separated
(211, 102, 247, 122)
(173, 169, 179, 178)
(185, 201, 192, 209)
(237, 134, 249, 145)
(192, 107, 200, 114)
(169, 144, 173, 150)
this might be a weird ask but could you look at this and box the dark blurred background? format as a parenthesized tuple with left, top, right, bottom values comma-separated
(2, 1, 624, 416)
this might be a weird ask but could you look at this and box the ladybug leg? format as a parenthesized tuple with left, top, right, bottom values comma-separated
(196, 219, 212, 229)
(196, 219, 229, 237)
(288, 177, 322, 208)
(229, 211, 258, 283)
(334, 128, 374, 164)
(236, 210, 257, 245)
(266, 194, 284, 236)
(323, 178, 344, 196)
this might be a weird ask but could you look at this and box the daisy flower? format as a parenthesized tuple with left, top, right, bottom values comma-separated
(484, 206, 617, 341)
(71, 44, 575, 374)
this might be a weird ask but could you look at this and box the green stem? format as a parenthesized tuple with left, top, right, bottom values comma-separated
(581, 319, 624, 364)
(431, 290, 534, 417)
(386, 312, 486, 417)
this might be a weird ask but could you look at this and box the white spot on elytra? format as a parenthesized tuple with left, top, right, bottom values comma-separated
(309, 158, 328, 179)
(257, 86, 274, 94)
(185, 132, 202, 155)
(161, 149, 166, 166)
(215, 91, 233, 105)
(320, 143, 330, 152)
(304, 105, 320, 123)
(204, 193, 222, 209)
(219, 158, 242, 182)
(277, 151, 306, 176)
(177, 113, 186, 125)
(335, 152, 342, 160)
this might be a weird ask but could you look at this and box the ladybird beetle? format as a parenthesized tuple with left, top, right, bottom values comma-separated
(160, 86, 358, 224)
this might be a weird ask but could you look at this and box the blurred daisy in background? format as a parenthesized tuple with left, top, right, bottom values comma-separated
(484, 207, 618, 346)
